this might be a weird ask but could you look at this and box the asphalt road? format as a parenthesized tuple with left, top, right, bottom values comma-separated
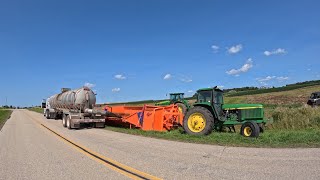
(1, 109, 320, 180)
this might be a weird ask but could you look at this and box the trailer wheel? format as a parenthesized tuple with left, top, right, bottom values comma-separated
(175, 103, 187, 114)
(62, 114, 67, 127)
(240, 121, 260, 138)
(183, 106, 214, 135)
(67, 116, 72, 129)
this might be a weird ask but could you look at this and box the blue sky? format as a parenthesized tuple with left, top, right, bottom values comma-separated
(0, 0, 319, 106)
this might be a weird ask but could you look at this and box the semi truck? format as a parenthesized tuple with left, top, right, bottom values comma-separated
(42, 86, 108, 129)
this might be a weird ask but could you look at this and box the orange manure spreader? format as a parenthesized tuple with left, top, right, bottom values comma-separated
(105, 104, 183, 132)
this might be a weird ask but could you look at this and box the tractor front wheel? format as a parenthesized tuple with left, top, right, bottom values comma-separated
(240, 121, 260, 138)
(183, 106, 214, 135)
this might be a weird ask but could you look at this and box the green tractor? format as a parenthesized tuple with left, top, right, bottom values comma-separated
(183, 87, 270, 137)
(155, 93, 190, 114)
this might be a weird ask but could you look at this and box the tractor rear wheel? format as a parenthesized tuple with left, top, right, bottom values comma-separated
(183, 106, 214, 135)
(176, 103, 187, 114)
(240, 121, 260, 137)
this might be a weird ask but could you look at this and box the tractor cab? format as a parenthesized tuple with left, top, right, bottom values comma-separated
(155, 92, 190, 114)
(196, 87, 224, 118)
(169, 93, 185, 103)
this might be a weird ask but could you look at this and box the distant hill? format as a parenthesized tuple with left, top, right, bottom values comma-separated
(225, 80, 320, 97)
(104, 79, 320, 106)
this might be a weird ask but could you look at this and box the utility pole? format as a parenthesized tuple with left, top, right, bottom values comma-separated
(6, 97, 7, 106)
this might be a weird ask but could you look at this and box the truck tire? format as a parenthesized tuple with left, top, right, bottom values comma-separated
(67, 116, 72, 129)
(176, 103, 187, 114)
(62, 114, 67, 127)
(45, 110, 50, 119)
(240, 121, 260, 138)
(183, 106, 214, 135)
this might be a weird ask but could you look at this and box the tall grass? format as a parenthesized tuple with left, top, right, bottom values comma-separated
(267, 106, 320, 130)
(0, 110, 12, 130)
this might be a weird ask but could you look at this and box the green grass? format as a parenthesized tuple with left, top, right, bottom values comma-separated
(105, 126, 320, 148)
(0, 109, 12, 130)
(104, 106, 320, 148)
(28, 107, 43, 114)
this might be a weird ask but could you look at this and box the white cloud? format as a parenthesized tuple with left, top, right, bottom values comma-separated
(226, 58, 253, 76)
(264, 48, 287, 56)
(217, 85, 224, 89)
(257, 76, 276, 82)
(180, 78, 192, 83)
(84, 82, 95, 88)
(187, 90, 193, 93)
(178, 74, 193, 83)
(111, 88, 120, 92)
(227, 44, 243, 54)
(277, 76, 289, 81)
(114, 74, 126, 80)
(163, 74, 172, 80)
(211, 45, 219, 53)
(256, 76, 289, 85)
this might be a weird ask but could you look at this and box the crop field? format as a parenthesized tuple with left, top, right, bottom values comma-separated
(228, 85, 320, 105)
(0, 110, 12, 130)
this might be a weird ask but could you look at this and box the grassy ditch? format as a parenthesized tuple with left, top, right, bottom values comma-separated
(105, 106, 320, 148)
(0, 110, 12, 130)
(105, 126, 320, 148)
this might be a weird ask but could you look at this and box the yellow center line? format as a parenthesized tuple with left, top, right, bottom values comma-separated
(24, 110, 162, 180)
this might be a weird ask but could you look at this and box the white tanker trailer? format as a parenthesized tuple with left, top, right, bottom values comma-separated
(42, 86, 107, 129)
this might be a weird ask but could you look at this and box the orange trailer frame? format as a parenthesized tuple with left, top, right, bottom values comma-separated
(105, 104, 183, 132)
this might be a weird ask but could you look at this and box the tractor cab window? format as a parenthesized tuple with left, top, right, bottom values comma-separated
(214, 92, 224, 105)
(197, 91, 212, 103)
(170, 94, 176, 101)
(170, 94, 184, 101)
